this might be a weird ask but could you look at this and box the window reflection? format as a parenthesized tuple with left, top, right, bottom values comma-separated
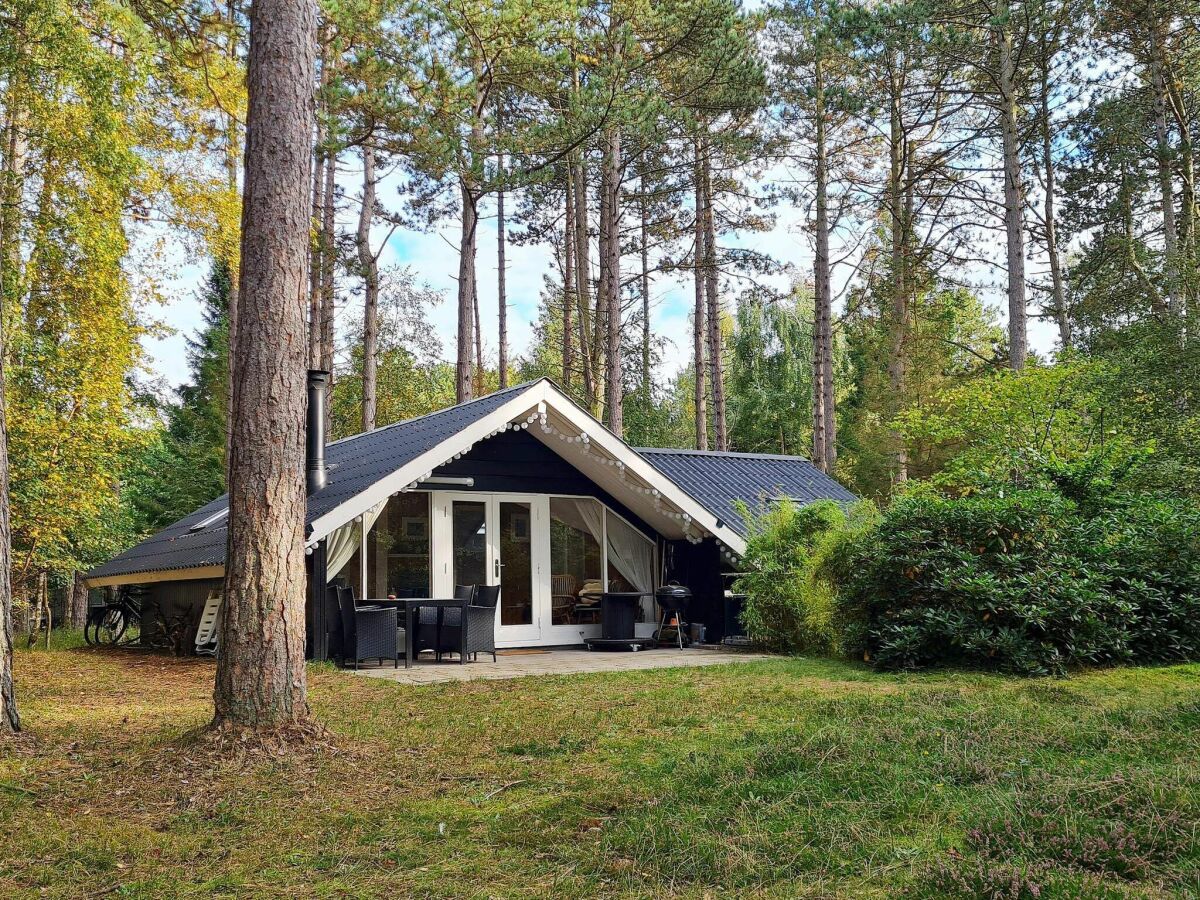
(549, 498, 603, 626)
(366, 493, 431, 599)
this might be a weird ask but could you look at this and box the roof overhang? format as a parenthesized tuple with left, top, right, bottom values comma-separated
(85, 565, 225, 590)
(306, 380, 747, 555)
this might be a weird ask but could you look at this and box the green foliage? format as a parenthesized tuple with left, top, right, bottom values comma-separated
(726, 288, 818, 456)
(834, 462, 1200, 675)
(734, 498, 877, 652)
(839, 280, 1003, 499)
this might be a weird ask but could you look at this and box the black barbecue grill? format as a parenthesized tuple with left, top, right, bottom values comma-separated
(654, 582, 692, 649)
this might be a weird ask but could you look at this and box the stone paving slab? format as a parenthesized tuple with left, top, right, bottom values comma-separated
(352, 647, 773, 685)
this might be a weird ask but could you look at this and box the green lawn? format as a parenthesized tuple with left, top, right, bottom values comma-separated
(2, 640, 1198, 898)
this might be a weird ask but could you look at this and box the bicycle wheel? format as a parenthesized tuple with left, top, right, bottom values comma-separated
(96, 607, 128, 645)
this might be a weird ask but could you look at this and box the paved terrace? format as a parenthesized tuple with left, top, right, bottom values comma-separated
(353, 646, 773, 685)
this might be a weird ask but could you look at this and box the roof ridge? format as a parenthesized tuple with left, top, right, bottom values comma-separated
(324, 378, 542, 449)
(636, 447, 816, 463)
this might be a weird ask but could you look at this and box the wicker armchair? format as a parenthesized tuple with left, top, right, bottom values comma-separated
(415, 584, 475, 661)
(334, 586, 398, 669)
(436, 583, 499, 662)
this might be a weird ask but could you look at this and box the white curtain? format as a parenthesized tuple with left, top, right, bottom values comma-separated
(326, 500, 386, 583)
(604, 511, 654, 593)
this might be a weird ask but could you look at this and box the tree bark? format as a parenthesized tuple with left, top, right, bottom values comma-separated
(67, 571, 88, 630)
(456, 180, 478, 402)
(601, 127, 623, 437)
(213, 0, 317, 732)
(812, 49, 835, 471)
(357, 144, 378, 432)
(700, 139, 727, 451)
(571, 155, 595, 409)
(562, 171, 575, 389)
(497, 184, 508, 388)
(1038, 47, 1070, 348)
(1150, 26, 1180, 314)
(997, 5, 1028, 369)
(887, 75, 908, 485)
(692, 142, 708, 451)
(640, 172, 651, 414)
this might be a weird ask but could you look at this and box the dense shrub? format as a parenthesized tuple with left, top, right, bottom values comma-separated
(834, 486, 1200, 675)
(733, 499, 878, 652)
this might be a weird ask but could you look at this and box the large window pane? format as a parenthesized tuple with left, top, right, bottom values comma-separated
(452, 501, 488, 590)
(549, 498, 603, 626)
(366, 493, 431, 599)
(499, 501, 533, 626)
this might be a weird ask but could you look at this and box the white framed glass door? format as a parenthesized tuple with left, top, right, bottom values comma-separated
(432, 493, 548, 646)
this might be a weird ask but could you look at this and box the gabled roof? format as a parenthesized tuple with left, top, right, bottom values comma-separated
(86, 379, 857, 586)
(637, 448, 858, 538)
(86, 383, 540, 585)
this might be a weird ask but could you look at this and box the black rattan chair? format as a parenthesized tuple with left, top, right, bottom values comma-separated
(415, 584, 475, 661)
(471, 584, 501, 661)
(443, 584, 500, 663)
(336, 586, 399, 669)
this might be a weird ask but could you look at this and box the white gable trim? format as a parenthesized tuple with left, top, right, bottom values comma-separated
(305, 380, 747, 554)
(306, 384, 547, 544)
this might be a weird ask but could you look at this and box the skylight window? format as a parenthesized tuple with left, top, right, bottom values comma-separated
(190, 508, 230, 532)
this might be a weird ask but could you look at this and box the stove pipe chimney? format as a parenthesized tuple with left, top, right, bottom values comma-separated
(306, 370, 329, 495)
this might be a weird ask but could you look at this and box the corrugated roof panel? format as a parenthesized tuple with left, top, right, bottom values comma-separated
(636, 448, 857, 537)
(86, 382, 539, 581)
(87, 381, 858, 581)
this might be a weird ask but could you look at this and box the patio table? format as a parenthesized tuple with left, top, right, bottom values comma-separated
(368, 597, 471, 668)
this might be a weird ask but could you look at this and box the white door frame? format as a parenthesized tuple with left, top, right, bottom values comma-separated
(431, 492, 549, 647)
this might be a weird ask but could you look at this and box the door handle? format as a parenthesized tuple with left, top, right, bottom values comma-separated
(494, 558, 502, 578)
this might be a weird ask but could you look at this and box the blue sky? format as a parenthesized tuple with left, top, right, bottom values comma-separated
(139, 153, 1058, 398)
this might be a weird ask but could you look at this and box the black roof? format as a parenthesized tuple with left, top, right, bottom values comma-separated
(637, 448, 858, 537)
(88, 381, 857, 581)
(86, 381, 539, 582)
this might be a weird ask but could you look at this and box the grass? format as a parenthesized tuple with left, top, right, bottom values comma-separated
(1, 639, 1198, 898)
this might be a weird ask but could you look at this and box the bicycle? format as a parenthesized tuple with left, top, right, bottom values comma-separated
(84, 585, 146, 646)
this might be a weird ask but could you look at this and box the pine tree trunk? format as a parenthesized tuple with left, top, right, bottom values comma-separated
(640, 174, 651, 413)
(562, 172, 575, 389)
(700, 139, 727, 451)
(997, 8, 1028, 370)
(887, 79, 908, 485)
(1039, 55, 1070, 348)
(812, 51, 834, 472)
(213, 0, 316, 732)
(357, 144, 378, 432)
(473, 275, 483, 395)
(601, 127, 623, 437)
(1149, 27, 1181, 315)
(456, 180, 477, 403)
(497, 182, 508, 388)
(319, 149, 336, 430)
(692, 141, 708, 451)
(571, 156, 595, 409)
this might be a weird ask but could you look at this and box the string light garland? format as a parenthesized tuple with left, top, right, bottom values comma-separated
(305, 407, 743, 560)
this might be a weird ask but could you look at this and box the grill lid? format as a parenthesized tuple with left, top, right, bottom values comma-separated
(655, 581, 692, 599)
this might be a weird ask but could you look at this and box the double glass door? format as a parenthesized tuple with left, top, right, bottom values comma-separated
(433, 494, 547, 645)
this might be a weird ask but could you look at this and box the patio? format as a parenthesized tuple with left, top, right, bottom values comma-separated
(352, 646, 772, 685)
